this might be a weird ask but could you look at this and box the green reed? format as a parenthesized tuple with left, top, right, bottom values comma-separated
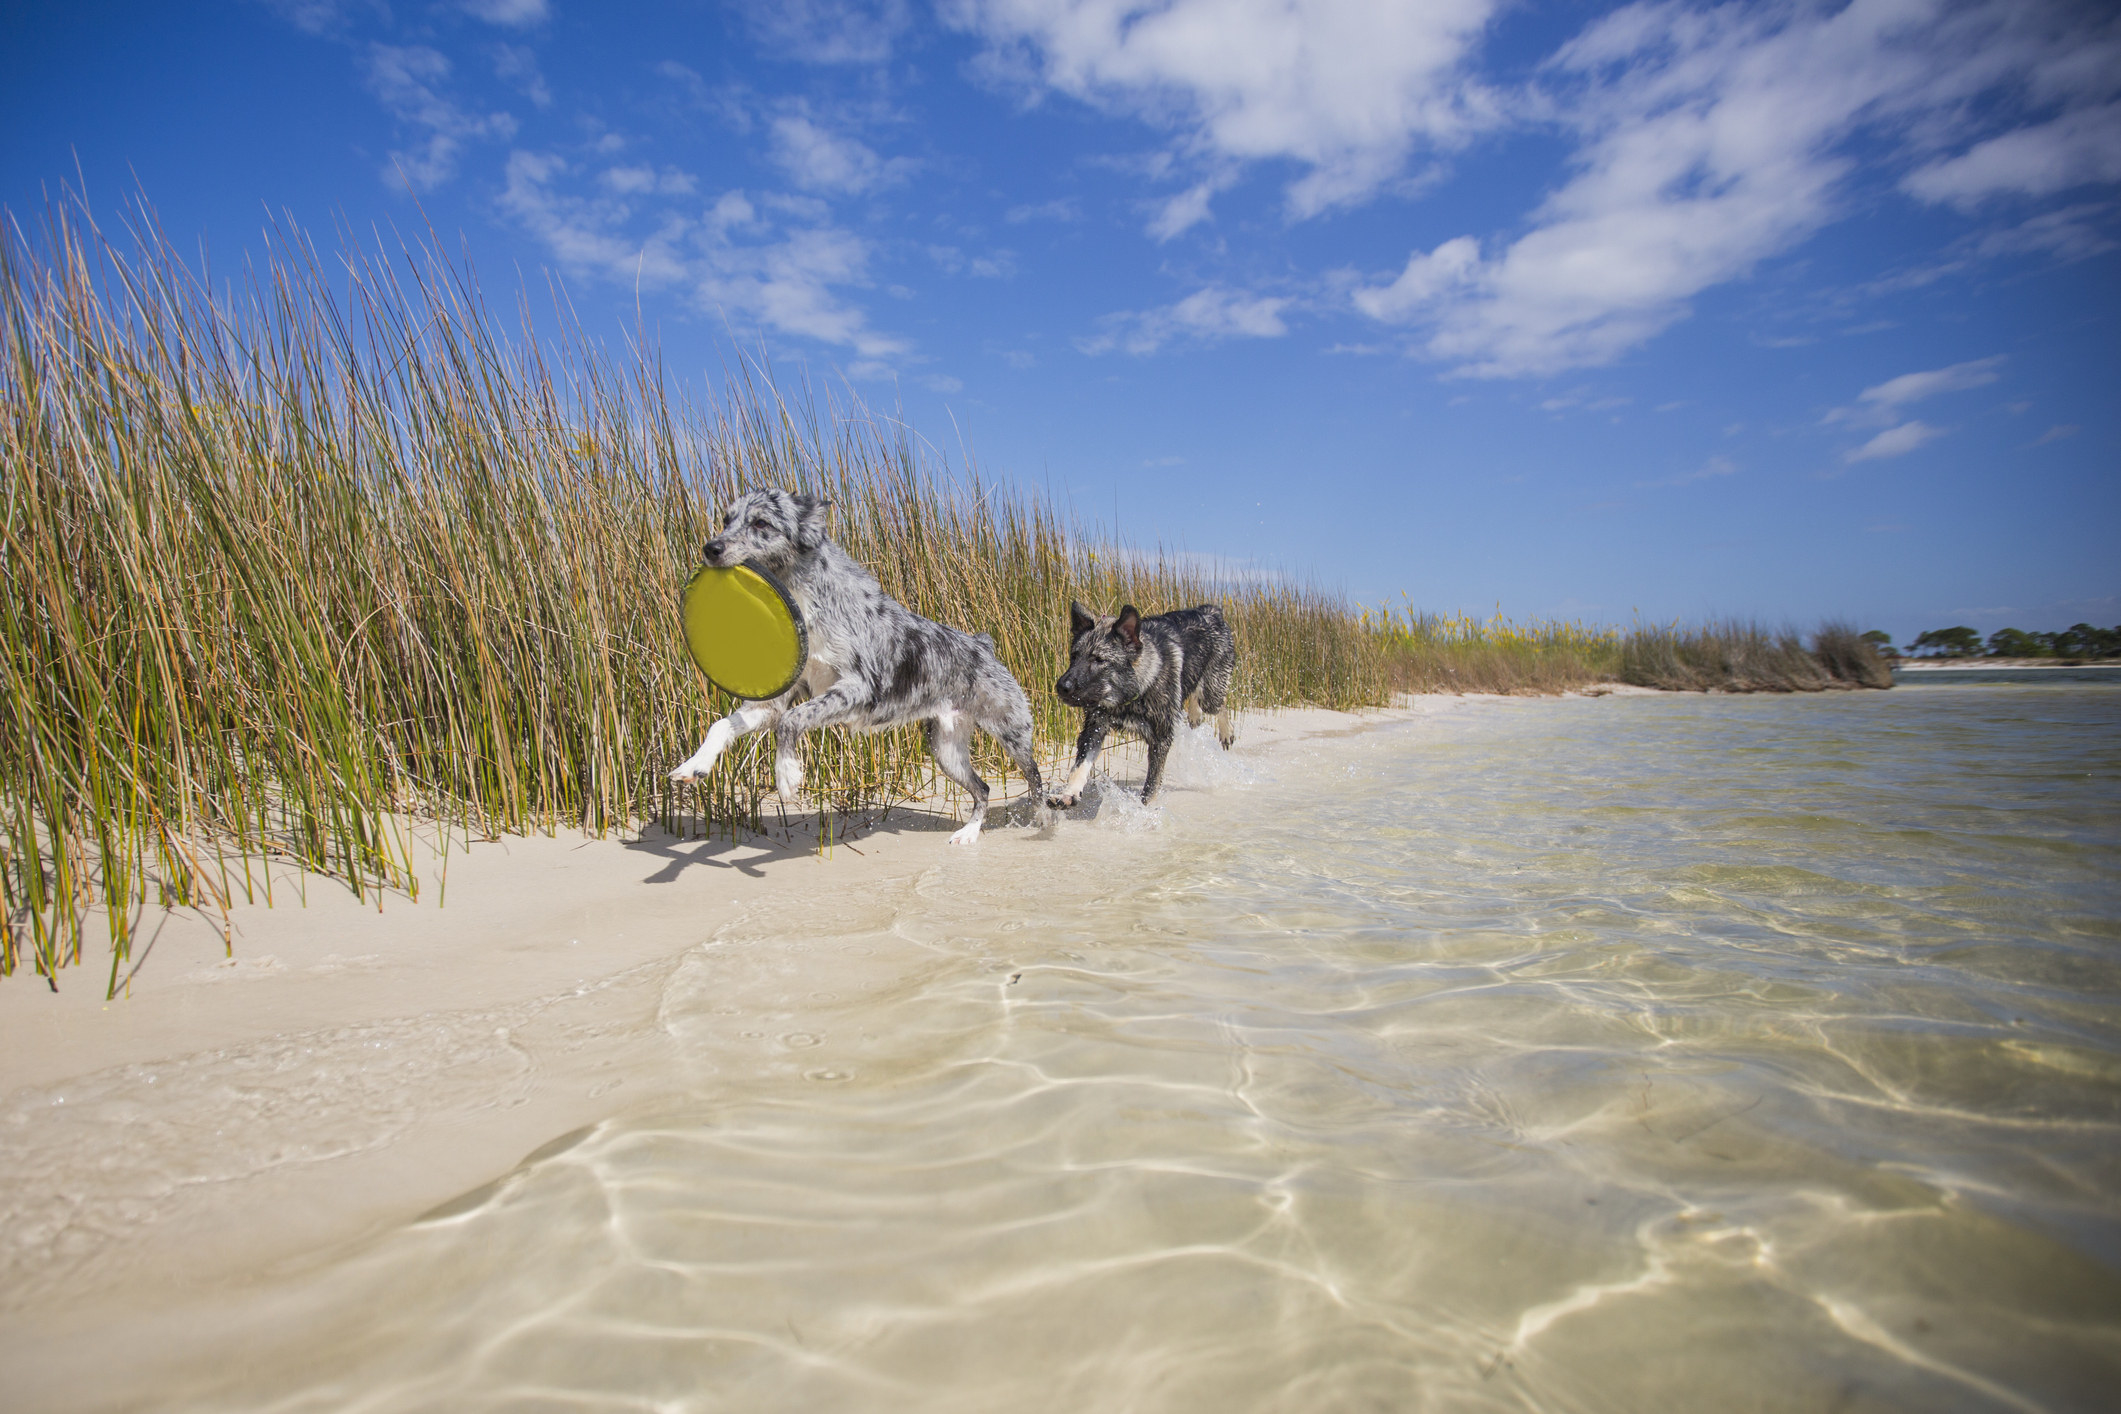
(0, 202, 1389, 989)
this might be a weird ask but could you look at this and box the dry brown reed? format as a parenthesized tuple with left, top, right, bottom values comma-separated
(1618, 620, 1893, 692)
(1810, 621, 1895, 689)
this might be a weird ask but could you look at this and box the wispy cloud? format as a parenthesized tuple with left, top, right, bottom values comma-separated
(1846, 420, 1944, 463)
(1079, 286, 1293, 355)
(1906, 98, 2121, 210)
(491, 43, 551, 108)
(363, 44, 517, 190)
(928, 245, 1016, 279)
(458, 0, 549, 27)
(1004, 197, 1081, 224)
(2034, 423, 2081, 445)
(1635, 454, 1735, 489)
(732, 0, 912, 65)
(1855, 356, 2003, 415)
(769, 111, 911, 194)
(497, 150, 908, 358)
(1824, 356, 2004, 428)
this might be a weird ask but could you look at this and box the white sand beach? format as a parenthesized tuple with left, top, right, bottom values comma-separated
(1, 699, 1477, 1341)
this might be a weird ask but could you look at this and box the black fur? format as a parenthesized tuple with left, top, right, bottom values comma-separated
(1049, 600, 1236, 807)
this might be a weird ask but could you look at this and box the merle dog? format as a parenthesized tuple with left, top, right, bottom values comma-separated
(1048, 601, 1236, 808)
(667, 488, 1048, 845)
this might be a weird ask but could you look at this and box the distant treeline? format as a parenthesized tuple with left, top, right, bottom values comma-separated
(1366, 608, 1893, 695)
(1882, 625, 2121, 660)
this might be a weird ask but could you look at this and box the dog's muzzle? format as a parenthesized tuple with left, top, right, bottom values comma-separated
(702, 537, 728, 566)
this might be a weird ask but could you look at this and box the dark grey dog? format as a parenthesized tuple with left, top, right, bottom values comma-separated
(668, 488, 1048, 845)
(1048, 601, 1236, 808)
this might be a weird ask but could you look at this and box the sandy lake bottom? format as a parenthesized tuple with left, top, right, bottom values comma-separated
(4, 686, 2118, 1412)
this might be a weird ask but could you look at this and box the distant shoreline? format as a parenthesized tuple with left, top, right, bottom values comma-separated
(1892, 658, 2120, 671)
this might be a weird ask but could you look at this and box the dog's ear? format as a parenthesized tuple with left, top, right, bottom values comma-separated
(1115, 605, 1141, 649)
(792, 492, 833, 551)
(1069, 599, 1096, 637)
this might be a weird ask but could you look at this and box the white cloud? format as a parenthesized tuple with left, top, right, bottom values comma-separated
(733, 0, 912, 65)
(459, 0, 549, 26)
(1974, 202, 2118, 262)
(2034, 423, 2081, 445)
(1147, 175, 1229, 241)
(1823, 355, 2004, 434)
(363, 44, 517, 190)
(491, 44, 552, 108)
(1846, 420, 1944, 463)
(1907, 101, 2121, 207)
(498, 152, 907, 358)
(1353, 0, 2121, 377)
(498, 150, 691, 281)
(944, 0, 1501, 224)
(1854, 356, 2004, 412)
(928, 245, 1017, 278)
(1080, 286, 1292, 355)
(600, 165, 697, 196)
(768, 113, 906, 194)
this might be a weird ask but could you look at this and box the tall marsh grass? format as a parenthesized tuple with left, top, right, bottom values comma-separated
(1362, 601, 1622, 695)
(1619, 620, 1892, 692)
(0, 201, 1887, 990)
(0, 203, 1389, 988)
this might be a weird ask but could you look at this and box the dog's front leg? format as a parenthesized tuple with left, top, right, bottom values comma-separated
(669, 700, 780, 782)
(1139, 725, 1175, 805)
(770, 680, 872, 800)
(1047, 715, 1109, 808)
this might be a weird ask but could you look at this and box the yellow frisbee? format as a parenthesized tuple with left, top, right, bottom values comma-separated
(680, 562, 808, 700)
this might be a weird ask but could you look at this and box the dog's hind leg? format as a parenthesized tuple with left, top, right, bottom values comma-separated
(1200, 650, 1236, 749)
(669, 700, 780, 782)
(926, 707, 991, 845)
(984, 704, 1052, 829)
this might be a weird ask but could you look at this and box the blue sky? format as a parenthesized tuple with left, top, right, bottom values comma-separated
(5, 0, 2116, 641)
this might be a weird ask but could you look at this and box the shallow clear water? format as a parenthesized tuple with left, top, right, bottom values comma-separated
(12, 688, 2121, 1412)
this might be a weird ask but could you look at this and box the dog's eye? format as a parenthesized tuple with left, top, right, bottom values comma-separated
(751, 519, 772, 533)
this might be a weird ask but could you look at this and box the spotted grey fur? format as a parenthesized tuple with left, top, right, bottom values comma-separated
(1049, 600, 1236, 808)
(668, 488, 1048, 845)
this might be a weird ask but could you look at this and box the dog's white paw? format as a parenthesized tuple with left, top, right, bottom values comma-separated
(670, 724, 735, 782)
(948, 820, 982, 846)
(775, 754, 805, 799)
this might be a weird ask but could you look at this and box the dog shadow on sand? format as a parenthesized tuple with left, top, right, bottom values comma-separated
(618, 796, 1054, 884)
